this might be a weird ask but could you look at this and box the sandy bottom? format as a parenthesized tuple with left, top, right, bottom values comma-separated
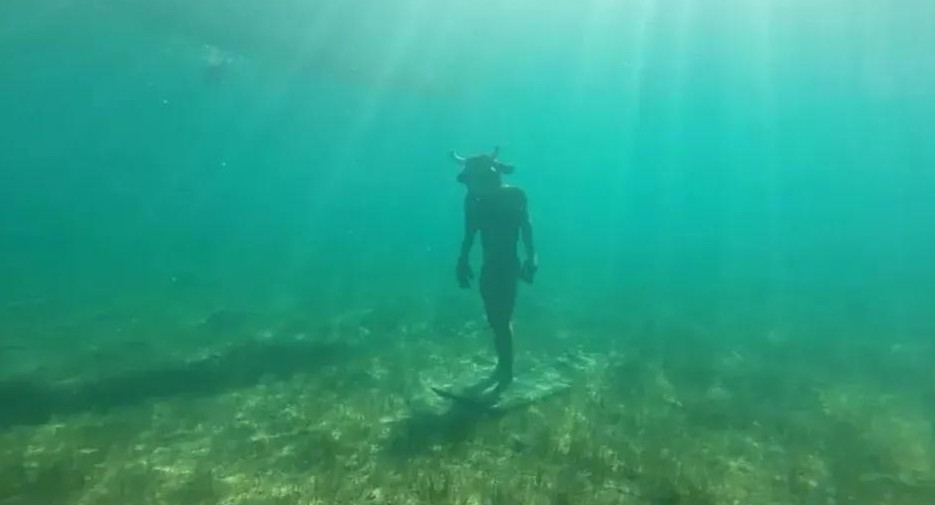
(1, 302, 933, 505)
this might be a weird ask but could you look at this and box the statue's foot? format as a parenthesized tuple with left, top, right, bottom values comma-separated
(489, 372, 513, 395)
(465, 365, 513, 398)
(483, 365, 513, 396)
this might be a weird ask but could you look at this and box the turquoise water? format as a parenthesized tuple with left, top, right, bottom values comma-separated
(1, 1, 934, 503)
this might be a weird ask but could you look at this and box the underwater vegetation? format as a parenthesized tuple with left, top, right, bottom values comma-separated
(1, 298, 932, 505)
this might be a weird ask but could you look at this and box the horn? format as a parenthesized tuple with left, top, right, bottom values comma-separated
(449, 151, 466, 165)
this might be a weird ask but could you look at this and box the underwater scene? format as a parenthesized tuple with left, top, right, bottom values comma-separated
(1, 0, 934, 503)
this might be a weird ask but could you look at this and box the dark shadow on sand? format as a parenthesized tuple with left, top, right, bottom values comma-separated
(0, 340, 354, 429)
(383, 380, 568, 459)
(382, 403, 501, 459)
(381, 377, 505, 457)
